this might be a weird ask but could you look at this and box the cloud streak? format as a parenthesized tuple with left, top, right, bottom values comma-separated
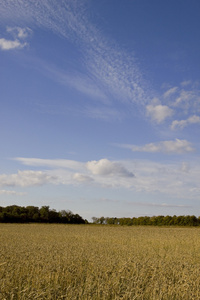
(118, 139, 194, 154)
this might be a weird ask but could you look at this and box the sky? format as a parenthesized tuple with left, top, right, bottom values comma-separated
(0, 0, 200, 221)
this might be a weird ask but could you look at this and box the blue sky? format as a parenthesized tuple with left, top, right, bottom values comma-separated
(0, 0, 200, 221)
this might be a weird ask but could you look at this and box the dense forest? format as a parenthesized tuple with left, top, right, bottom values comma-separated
(0, 205, 87, 224)
(92, 215, 200, 226)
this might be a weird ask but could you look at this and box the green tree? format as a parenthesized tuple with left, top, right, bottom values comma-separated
(39, 206, 50, 222)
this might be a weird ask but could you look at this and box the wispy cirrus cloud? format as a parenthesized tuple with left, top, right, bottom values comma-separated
(0, 0, 150, 106)
(40, 62, 108, 102)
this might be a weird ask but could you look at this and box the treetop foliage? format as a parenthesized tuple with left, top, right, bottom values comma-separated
(0, 205, 87, 224)
(92, 215, 200, 226)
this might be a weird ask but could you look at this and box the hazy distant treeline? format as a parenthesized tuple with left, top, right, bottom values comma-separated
(92, 215, 200, 226)
(0, 205, 87, 224)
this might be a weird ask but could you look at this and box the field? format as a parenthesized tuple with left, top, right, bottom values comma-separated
(1, 225, 200, 299)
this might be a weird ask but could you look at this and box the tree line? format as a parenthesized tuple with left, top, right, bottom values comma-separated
(92, 215, 200, 226)
(0, 205, 87, 224)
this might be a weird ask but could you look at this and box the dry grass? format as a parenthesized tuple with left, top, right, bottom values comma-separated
(1, 224, 200, 299)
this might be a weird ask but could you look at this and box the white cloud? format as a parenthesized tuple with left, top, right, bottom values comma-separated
(0, 26, 31, 51)
(119, 139, 194, 154)
(0, 38, 27, 50)
(6, 26, 32, 39)
(171, 115, 200, 130)
(160, 82, 200, 128)
(0, 170, 57, 187)
(86, 159, 134, 177)
(146, 104, 173, 123)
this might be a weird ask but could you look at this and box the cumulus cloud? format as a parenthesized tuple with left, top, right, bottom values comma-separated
(86, 159, 134, 177)
(171, 115, 200, 130)
(0, 26, 31, 51)
(0, 38, 27, 50)
(146, 104, 173, 123)
(0, 170, 57, 187)
(119, 139, 194, 154)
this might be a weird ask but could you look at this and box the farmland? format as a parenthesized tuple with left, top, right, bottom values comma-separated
(1, 224, 200, 299)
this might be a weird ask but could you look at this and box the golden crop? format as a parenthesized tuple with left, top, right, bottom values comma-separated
(1, 224, 200, 299)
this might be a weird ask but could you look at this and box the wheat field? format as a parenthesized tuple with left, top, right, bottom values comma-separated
(1, 224, 200, 299)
